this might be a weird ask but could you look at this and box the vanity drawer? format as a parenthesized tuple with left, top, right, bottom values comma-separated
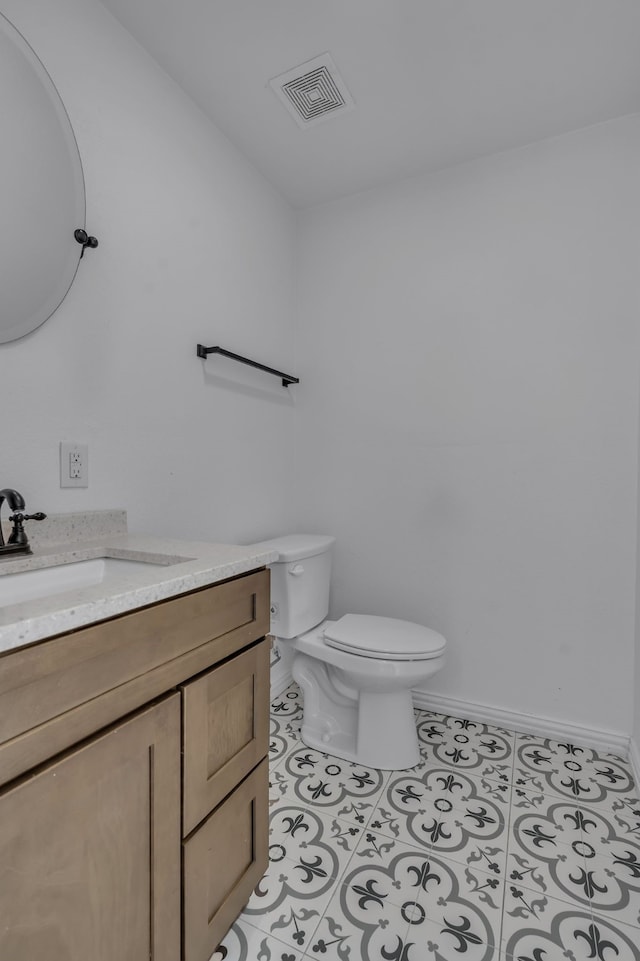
(183, 758, 268, 961)
(0, 569, 269, 788)
(181, 638, 269, 836)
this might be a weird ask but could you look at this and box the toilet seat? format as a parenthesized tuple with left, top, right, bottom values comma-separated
(323, 614, 446, 661)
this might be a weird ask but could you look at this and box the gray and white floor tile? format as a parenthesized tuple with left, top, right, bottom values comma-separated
(514, 735, 636, 808)
(216, 918, 302, 961)
(269, 713, 303, 770)
(214, 684, 640, 961)
(416, 713, 514, 787)
(501, 894, 639, 961)
(271, 746, 389, 829)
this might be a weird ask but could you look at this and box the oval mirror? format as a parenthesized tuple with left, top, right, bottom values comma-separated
(0, 13, 86, 344)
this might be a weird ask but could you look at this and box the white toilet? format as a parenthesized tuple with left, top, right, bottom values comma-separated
(255, 534, 446, 770)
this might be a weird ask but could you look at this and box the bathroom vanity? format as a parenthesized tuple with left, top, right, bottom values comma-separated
(0, 516, 275, 961)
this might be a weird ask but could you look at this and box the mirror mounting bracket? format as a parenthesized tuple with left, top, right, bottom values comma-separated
(74, 228, 99, 259)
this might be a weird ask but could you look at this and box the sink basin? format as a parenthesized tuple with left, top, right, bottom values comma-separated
(0, 556, 183, 608)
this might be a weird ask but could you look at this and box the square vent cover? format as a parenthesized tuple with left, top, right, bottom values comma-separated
(269, 53, 355, 128)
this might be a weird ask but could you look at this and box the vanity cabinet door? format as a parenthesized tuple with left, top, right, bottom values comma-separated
(0, 694, 181, 961)
(182, 638, 269, 835)
(183, 757, 269, 961)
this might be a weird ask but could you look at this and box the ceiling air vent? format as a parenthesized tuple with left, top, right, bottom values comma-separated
(269, 53, 355, 129)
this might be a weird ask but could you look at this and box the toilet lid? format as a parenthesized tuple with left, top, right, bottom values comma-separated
(323, 614, 446, 661)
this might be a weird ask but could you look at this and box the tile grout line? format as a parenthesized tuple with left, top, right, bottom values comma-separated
(496, 729, 517, 958)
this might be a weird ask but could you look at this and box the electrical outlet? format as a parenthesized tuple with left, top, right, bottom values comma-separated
(69, 451, 82, 478)
(60, 442, 88, 488)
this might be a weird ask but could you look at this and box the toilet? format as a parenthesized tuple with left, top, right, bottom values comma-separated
(254, 534, 446, 770)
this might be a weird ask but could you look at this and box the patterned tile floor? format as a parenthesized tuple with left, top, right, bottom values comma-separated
(214, 684, 640, 961)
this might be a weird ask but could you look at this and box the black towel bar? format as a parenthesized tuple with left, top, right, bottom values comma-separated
(197, 344, 299, 388)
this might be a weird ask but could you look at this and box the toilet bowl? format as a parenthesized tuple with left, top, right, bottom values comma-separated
(253, 534, 447, 770)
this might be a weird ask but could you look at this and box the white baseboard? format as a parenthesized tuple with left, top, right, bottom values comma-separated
(269, 660, 632, 761)
(628, 737, 640, 789)
(412, 689, 630, 759)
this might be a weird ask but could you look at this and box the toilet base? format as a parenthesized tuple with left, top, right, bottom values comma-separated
(292, 651, 422, 770)
(358, 689, 420, 769)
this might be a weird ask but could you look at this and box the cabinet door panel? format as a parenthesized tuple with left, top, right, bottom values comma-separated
(182, 638, 269, 835)
(0, 695, 181, 961)
(183, 758, 269, 961)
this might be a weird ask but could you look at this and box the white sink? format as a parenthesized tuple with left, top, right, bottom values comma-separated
(0, 556, 181, 608)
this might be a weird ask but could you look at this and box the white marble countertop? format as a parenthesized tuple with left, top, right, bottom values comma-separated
(0, 530, 277, 655)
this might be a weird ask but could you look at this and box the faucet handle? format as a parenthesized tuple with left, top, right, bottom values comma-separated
(7, 511, 46, 548)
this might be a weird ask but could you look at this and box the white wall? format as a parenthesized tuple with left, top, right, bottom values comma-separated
(0, 0, 296, 544)
(295, 116, 640, 737)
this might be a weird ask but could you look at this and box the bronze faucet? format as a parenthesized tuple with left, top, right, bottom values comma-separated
(0, 489, 46, 557)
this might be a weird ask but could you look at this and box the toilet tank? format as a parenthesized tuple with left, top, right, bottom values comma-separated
(252, 534, 335, 639)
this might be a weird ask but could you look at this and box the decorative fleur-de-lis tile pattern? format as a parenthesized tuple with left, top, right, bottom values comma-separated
(269, 713, 303, 769)
(270, 686, 304, 720)
(271, 745, 389, 828)
(215, 917, 302, 961)
(361, 831, 502, 932)
(369, 765, 509, 876)
(268, 805, 363, 872)
(577, 803, 640, 862)
(309, 834, 501, 960)
(502, 898, 640, 960)
(240, 806, 362, 953)
(416, 712, 514, 785)
(306, 883, 417, 961)
(411, 752, 513, 809)
(515, 734, 635, 806)
(508, 800, 602, 907)
(610, 795, 640, 845)
(212, 684, 640, 961)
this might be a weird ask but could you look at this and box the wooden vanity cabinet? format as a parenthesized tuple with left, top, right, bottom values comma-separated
(0, 568, 270, 961)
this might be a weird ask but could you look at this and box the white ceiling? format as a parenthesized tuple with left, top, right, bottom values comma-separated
(99, 0, 640, 208)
